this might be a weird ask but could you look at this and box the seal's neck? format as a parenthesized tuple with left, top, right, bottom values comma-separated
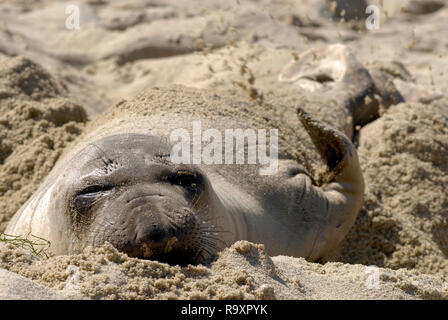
(206, 172, 261, 247)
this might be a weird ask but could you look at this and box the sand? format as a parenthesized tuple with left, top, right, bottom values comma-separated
(0, 55, 87, 232)
(1, 241, 447, 300)
(338, 100, 448, 277)
(0, 0, 447, 299)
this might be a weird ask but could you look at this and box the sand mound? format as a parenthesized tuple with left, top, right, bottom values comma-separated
(1, 241, 447, 300)
(0, 268, 80, 300)
(339, 99, 448, 277)
(0, 55, 87, 231)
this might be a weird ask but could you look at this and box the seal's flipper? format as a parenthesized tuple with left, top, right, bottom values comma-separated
(297, 107, 348, 184)
(296, 107, 364, 260)
(297, 107, 363, 188)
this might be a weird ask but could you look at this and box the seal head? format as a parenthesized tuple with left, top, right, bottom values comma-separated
(64, 134, 218, 265)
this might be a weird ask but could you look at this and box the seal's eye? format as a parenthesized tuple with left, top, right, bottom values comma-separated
(168, 170, 202, 191)
(74, 184, 115, 211)
(78, 184, 114, 195)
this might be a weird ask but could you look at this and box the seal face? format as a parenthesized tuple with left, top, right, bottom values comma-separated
(66, 134, 218, 265)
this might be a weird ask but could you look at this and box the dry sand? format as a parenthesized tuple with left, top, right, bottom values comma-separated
(1, 240, 447, 300)
(0, 0, 447, 299)
(0, 55, 86, 232)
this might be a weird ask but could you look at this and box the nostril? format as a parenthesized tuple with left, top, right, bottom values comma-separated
(148, 227, 166, 242)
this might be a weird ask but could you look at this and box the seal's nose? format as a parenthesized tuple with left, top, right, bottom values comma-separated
(122, 224, 176, 258)
(144, 225, 172, 243)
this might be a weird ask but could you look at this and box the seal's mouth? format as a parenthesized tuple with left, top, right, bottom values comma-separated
(124, 238, 206, 266)
(145, 249, 203, 266)
(141, 236, 178, 258)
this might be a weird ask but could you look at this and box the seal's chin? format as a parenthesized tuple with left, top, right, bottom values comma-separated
(123, 236, 204, 266)
(141, 249, 203, 266)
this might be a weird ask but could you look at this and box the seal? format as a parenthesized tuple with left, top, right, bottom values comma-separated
(6, 86, 364, 265)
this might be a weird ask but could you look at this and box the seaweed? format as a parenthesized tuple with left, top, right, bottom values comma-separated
(0, 232, 51, 259)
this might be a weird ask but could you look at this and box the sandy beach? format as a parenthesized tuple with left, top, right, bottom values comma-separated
(0, 0, 447, 300)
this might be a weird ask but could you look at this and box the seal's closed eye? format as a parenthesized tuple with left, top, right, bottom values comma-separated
(74, 184, 116, 212)
(167, 170, 202, 190)
(78, 184, 115, 195)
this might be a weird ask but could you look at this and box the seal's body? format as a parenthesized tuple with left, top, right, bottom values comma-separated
(7, 86, 364, 265)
